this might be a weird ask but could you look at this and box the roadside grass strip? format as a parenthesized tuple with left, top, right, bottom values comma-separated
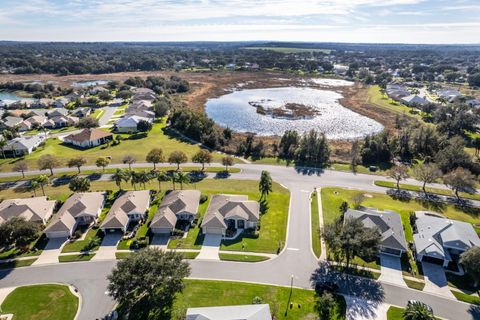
(218, 253, 270, 262)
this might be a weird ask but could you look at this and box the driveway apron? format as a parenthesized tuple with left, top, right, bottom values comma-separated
(196, 234, 221, 260)
(379, 254, 407, 287)
(32, 237, 67, 265)
(92, 232, 123, 261)
(421, 262, 455, 298)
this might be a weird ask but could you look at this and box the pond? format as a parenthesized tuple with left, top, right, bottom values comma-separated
(205, 87, 383, 139)
(72, 80, 109, 88)
(0, 91, 33, 104)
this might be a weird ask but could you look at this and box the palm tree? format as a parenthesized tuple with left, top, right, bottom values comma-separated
(176, 171, 190, 190)
(0, 138, 6, 159)
(112, 169, 125, 190)
(170, 172, 179, 190)
(136, 171, 151, 190)
(156, 171, 168, 191)
(35, 175, 48, 196)
(29, 179, 39, 197)
(130, 171, 140, 190)
(259, 170, 273, 200)
(403, 301, 435, 320)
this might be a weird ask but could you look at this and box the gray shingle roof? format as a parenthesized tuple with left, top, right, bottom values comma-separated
(101, 190, 150, 230)
(151, 190, 201, 228)
(344, 208, 408, 252)
(0, 197, 56, 224)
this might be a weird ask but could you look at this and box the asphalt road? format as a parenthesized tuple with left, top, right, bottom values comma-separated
(1, 164, 479, 320)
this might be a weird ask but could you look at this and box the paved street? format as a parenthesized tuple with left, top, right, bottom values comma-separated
(0, 164, 479, 320)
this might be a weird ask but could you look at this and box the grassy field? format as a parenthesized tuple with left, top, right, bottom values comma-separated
(311, 191, 321, 258)
(173, 279, 346, 320)
(169, 179, 290, 254)
(58, 253, 95, 262)
(0, 119, 224, 172)
(387, 306, 404, 320)
(218, 253, 270, 262)
(374, 180, 480, 201)
(367, 85, 422, 120)
(0, 284, 79, 320)
(321, 187, 480, 275)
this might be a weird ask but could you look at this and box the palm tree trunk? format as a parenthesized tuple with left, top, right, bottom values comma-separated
(177, 163, 180, 170)
(21, 171, 25, 178)
(158, 180, 161, 191)
(49, 168, 53, 176)
(153, 162, 156, 170)
(41, 184, 45, 196)
(422, 181, 427, 195)
(33, 188, 36, 197)
(396, 179, 400, 190)
(202, 162, 205, 171)
(77, 167, 81, 174)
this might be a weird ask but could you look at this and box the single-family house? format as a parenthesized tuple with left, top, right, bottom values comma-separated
(150, 190, 201, 234)
(0, 197, 56, 225)
(25, 109, 48, 117)
(344, 208, 408, 257)
(437, 89, 462, 102)
(115, 115, 152, 133)
(89, 86, 108, 95)
(47, 108, 69, 118)
(413, 213, 480, 267)
(71, 107, 91, 118)
(63, 128, 113, 148)
(386, 84, 410, 100)
(125, 109, 155, 119)
(44, 192, 105, 239)
(100, 190, 151, 233)
(1, 134, 47, 156)
(201, 194, 260, 235)
(53, 98, 69, 109)
(401, 95, 429, 107)
(44, 115, 78, 128)
(17, 120, 32, 132)
(0, 116, 23, 129)
(186, 304, 271, 320)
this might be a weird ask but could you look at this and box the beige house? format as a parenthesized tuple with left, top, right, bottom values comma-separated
(201, 194, 259, 235)
(0, 197, 56, 225)
(100, 190, 151, 233)
(44, 192, 105, 238)
(150, 190, 201, 234)
(63, 128, 113, 148)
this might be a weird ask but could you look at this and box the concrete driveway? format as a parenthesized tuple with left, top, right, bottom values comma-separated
(32, 237, 67, 265)
(378, 254, 406, 287)
(196, 234, 221, 260)
(345, 296, 389, 320)
(92, 232, 122, 261)
(150, 234, 170, 250)
(422, 262, 455, 298)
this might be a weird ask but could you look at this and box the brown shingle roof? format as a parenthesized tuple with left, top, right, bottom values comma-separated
(64, 128, 112, 143)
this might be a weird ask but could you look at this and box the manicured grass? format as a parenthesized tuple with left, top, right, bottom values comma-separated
(58, 253, 95, 262)
(451, 290, 480, 305)
(168, 179, 290, 254)
(181, 251, 200, 259)
(115, 251, 199, 260)
(330, 265, 381, 280)
(0, 234, 48, 259)
(310, 191, 321, 258)
(115, 252, 132, 259)
(330, 163, 388, 176)
(0, 119, 224, 171)
(173, 279, 346, 320)
(387, 306, 404, 320)
(321, 187, 480, 277)
(0, 284, 79, 320)
(403, 278, 426, 291)
(0, 258, 37, 270)
(374, 180, 480, 201)
(219, 253, 270, 262)
(61, 227, 103, 253)
(91, 108, 104, 119)
(367, 85, 422, 121)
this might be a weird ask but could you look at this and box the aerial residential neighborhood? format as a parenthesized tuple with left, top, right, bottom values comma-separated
(0, 1, 480, 320)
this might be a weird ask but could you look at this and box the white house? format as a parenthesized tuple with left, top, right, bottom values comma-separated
(115, 115, 152, 133)
(1, 134, 47, 157)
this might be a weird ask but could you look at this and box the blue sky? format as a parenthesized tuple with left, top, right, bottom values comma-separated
(1, 0, 480, 43)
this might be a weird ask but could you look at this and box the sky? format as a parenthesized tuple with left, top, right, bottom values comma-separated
(1, 0, 480, 44)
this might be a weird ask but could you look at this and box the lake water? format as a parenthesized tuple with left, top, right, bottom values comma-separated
(72, 80, 109, 87)
(0, 91, 33, 104)
(205, 87, 384, 139)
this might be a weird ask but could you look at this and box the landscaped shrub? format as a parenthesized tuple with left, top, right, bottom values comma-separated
(199, 194, 208, 204)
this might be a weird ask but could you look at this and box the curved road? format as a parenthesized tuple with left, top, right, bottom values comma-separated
(1, 164, 479, 320)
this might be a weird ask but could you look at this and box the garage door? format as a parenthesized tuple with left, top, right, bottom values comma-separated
(45, 231, 70, 239)
(422, 255, 444, 265)
(205, 227, 223, 235)
(151, 227, 171, 234)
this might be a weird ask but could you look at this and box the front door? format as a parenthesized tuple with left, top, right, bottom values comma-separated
(237, 220, 245, 229)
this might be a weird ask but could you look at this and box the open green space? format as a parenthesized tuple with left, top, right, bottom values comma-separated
(58, 253, 95, 262)
(218, 253, 270, 262)
(168, 179, 290, 254)
(321, 187, 480, 277)
(310, 191, 322, 258)
(0, 284, 79, 320)
(0, 118, 225, 172)
(173, 279, 346, 320)
(374, 180, 480, 201)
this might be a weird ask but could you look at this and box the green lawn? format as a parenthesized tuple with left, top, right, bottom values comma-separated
(311, 192, 321, 258)
(451, 290, 480, 305)
(58, 253, 95, 262)
(374, 180, 480, 201)
(0, 234, 48, 259)
(91, 108, 104, 119)
(0, 284, 79, 320)
(173, 279, 346, 320)
(330, 163, 389, 176)
(168, 179, 290, 254)
(387, 306, 404, 320)
(403, 278, 425, 291)
(0, 258, 37, 270)
(115, 251, 199, 260)
(219, 253, 270, 262)
(367, 85, 423, 121)
(61, 227, 103, 253)
(321, 187, 480, 277)
(0, 118, 224, 171)
(115, 252, 132, 259)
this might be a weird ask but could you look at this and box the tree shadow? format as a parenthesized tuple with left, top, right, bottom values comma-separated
(214, 171, 231, 179)
(468, 304, 480, 319)
(260, 199, 269, 215)
(294, 164, 325, 176)
(87, 173, 102, 181)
